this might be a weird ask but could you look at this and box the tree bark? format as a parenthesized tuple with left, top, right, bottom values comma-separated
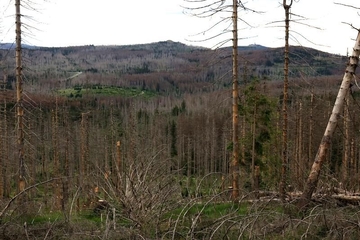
(279, 0, 292, 201)
(231, 0, 239, 201)
(301, 30, 360, 202)
(308, 93, 314, 170)
(116, 140, 122, 191)
(15, 0, 25, 193)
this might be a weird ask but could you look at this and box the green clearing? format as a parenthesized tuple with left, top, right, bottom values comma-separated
(58, 85, 157, 98)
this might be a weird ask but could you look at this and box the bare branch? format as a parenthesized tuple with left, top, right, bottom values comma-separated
(334, 2, 360, 10)
(0, 178, 65, 219)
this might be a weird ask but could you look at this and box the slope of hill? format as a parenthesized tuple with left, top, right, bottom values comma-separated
(0, 41, 347, 95)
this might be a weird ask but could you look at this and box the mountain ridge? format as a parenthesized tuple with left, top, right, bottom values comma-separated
(0, 40, 342, 57)
(0, 40, 346, 95)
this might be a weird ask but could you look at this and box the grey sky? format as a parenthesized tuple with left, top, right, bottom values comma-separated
(1, 0, 359, 55)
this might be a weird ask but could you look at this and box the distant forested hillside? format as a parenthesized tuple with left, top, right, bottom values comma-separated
(0, 40, 346, 95)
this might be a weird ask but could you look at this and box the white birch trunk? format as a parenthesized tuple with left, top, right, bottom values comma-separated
(301, 31, 360, 201)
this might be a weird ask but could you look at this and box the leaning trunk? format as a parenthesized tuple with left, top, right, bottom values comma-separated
(301, 30, 360, 201)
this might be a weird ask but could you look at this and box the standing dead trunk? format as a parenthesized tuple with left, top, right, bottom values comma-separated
(15, 0, 25, 193)
(279, 0, 292, 201)
(295, 101, 303, 190)
(251, 102, 257, 191)
(116, 141, 122, 191)
(230, 0, 239, 201)
(342, 90, 350, 184)
(0, 101, 3, 199)
(78, 112, 90, 211)
(301, 30, 360, 202)
(308, 93, 314, 169)
(52, 100, 61, 209)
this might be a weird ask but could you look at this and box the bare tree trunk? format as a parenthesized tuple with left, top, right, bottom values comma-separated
(63, 126, 70, 213)
(308, 93, 314, 169)
(0, 74, 7, 200)
(116, 140, 122, 191)
(241, 63, 248, 167)
(279, 0, 292, 201)
(251, 103, 256, 191)
(230, 0, 239, 201)
(295, 101, 303, 190)
(0, 100, 4, 199)
(52, 100, 61, 209)
(342, 90, 350, 184)
(187, 137, 191, 196)
(79, 112, 90, 211)
(3, 99, 9, 198)
(298, 102, 303, 189)
(350, 138, 355, 190)
(0, 79, 7, 198)
(15, 0, 25, 193)
(254, 165, 260, 199)
(301, 30, 360, 202)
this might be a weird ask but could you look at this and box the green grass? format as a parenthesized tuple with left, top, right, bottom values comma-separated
(21, 211, 64, 225)
(58, 85, 157, 98)
(165, 202, 250, 221)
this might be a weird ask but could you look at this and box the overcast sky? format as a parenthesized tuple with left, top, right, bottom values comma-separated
(1, 0, 360, 55)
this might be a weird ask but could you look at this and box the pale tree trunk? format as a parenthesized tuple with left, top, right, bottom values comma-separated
(301, 30, 360, 202)
(251, 103, 256, 191)
(116, 141, 122, 191)
(187, 137, 191, 194)
(342, 90, 349, 184)
(279, 0, 292, 200)
(299, 102, 303, 188)
(350, 138, 355, 190)
(308, 93, 314, 169)
(241, 63, 248, 166)
(295, 101, 303, 189)
(211, 119, 216, 173)
(231, 0, 239, 200)
(63, 123, 70, 213)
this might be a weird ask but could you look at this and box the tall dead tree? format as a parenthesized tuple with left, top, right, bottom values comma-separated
(181, 0, 256, 200)
(301, 30, 360, 202)
(342, 90, 350, 183)
(230, 0, 239, 201)
(308, 93, 314, 169)
(15, 0, 25, 192)
(279, 0, 292, 201)
(116, 140, 122, 191)
(52, 100, 61, 209)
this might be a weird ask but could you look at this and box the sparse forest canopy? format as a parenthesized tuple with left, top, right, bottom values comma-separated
(1, 0, 360, 239)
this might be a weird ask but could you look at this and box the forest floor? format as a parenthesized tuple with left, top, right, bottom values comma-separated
(1, 193, 360, 240)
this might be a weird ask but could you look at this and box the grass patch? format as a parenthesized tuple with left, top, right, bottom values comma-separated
(58, 85, 157, 98)
(20, 211, 64, 225)
(165, 201, 250, 221)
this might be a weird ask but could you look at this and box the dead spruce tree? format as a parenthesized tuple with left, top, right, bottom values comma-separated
(183, 0, 258, 201)
(15, 0, 26, 193)
(230, 0, 240, 201)
(279, 0, 292, 202)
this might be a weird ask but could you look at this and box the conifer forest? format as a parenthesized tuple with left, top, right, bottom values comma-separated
(1, 0, 360, 239)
